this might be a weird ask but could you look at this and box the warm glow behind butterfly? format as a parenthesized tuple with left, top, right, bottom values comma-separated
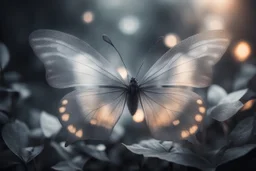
(29, 30, 230, 145)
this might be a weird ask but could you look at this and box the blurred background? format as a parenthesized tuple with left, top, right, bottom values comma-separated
(1, 0, 256, 170)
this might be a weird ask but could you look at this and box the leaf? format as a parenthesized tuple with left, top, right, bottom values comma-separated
(2, 120, 30, 161)
(11, 83, 31, 100)
(228, 117, 254, 146)
(123, 139, 211, 170)
(40, 111, 62, 138)
(76, 142, 109, 162)
(21, 145, 44, 163)
(209, 101, 244, 121)
(219, 89, 247, 104)
(52, 156, 87, 171)
(234, 64, 256, 90)
(207, 85, 227, 106)
(0, 43, 10, 69)
(52, 161, 76, 171)
(0, 88, 19, 112)
(0, 111, 8, 124)
(219, 144, 256, 165)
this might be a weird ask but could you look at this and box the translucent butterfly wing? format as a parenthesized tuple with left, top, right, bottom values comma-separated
(29, 30, 128, 143)
(139, 87, 205, 141)
(139, 30, 230, 87)
(29, 29, 127, 88)
(58, 87, 126, 144)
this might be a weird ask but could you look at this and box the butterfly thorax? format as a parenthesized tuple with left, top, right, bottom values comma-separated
(127, 77, 139, 116)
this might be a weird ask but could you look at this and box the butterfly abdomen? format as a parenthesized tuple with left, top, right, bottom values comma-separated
(127, 78, 139, 116)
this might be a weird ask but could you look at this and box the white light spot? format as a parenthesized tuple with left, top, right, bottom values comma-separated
(96, 144, 106, 151)
(203, 15, 224, 30)
(117, 67, 128, 80)
(82, 11, 94, 24)
(118, 16, 140, 35)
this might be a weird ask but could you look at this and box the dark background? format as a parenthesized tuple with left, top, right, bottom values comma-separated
(1, 0, 256, 170)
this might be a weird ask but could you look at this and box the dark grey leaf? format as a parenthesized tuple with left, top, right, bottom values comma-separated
(40, 111, 62, 138)
(228, 117, 254, 146)
(209, 101, 244, 121)
(234, 64, 256, 90)
(2, 120, 30, 161)
(219, 144, 256, 165)
(52, 161, 76, 171)
(21, 145, 44, 163)
(123, 139, 211, 170)
(0, 111, 8, 124)
(11, 83, 31, 100)
(219, 89, 247, 104)
(77, 142, 109, 162)
(207, 85, 227, 106)
(0, 43, 9, 69)
(52, 156, 87, 171)
(0, 88, 19, 112)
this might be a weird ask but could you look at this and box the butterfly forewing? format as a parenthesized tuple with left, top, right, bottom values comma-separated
(139, 30, 230, 88)
(29, 30, 127, 88)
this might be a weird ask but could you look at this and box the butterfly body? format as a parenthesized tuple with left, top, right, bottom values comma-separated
(29, 29, 230, 145)
(127, 77, 139, 116)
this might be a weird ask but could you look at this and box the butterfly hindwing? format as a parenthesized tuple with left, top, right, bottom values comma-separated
(139, 87, 205, 141)
(58, 87, 127, 145)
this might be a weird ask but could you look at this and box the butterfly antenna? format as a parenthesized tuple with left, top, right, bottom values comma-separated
(102, 34, 130, 79)
(135, 36, 164, 78)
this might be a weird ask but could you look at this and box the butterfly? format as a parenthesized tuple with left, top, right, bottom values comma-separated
(29, 29, 230, 145)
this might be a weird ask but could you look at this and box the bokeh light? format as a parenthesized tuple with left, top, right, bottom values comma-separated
(118, 16, 140, 35)
(202, 15, 225, 30)
(82, 11, 94, 24)
(132, 108, 144, 123)
(241, 100, 255, 111)
(117, 67, 128, 80)
(164, 33, 180, 48)
(96, 144, 106, 151)
(233, 41, 251, 62)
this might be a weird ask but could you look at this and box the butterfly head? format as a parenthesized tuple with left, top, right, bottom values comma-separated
(130, 77, 138, 85)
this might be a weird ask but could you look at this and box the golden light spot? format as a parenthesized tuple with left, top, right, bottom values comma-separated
(199, 107, 206, 114)
(196, 99, 203, 105)
(67, 125, 76, 133)
(117, 67, 128, 80)
(62, 114, 70, 121)
(82, 11, 94, 24)
(181, 130, 190, 138)
(90, 119, 97, 125)
(75, 129, 83, 138)
(164, 33, 180, 48)
(59, 107, 66, 113)
(189, 125, 198, 134)
(233, 41, 251, 62)
(195, 114, 203, 122)
(62, 100, 68, 105)
(172, 120, 180, 126)
(133, 109, 144, 123)
(241, 99, 255, 111)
